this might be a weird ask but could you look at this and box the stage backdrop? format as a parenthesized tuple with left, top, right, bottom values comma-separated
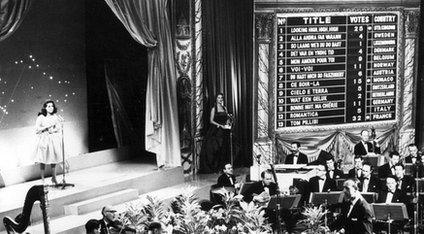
(253, 0, 421, 167)
(0, 0, 88, 170)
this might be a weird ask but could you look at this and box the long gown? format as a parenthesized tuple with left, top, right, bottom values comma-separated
(34, 114, 63, 164)
(199, 110, 230, 173)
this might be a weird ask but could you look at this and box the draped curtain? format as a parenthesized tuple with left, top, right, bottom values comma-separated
(104, 0, 180, 167)
(104, 62, 142, 147)
(0, 0, 31, 41)
(275, 127, 398, 168)
(202, 0, 253, 167)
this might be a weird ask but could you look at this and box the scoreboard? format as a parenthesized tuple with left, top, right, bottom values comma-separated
(275, 12, 399, 129)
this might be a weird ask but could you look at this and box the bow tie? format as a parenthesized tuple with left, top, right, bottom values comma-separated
(388, 191, 394, 194)
(319, 178, 325, 181)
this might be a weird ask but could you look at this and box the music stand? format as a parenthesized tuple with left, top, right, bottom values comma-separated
(239, 182, 255, 196)
(405, 163, 414, 175)
(309, 192, 344, 206)
(335, 178, 346, 191)
(363, 156, 379, 167)
(267, 194, 301, 210)
(372, 203, 409, 234)
(360, 192, 378, 203)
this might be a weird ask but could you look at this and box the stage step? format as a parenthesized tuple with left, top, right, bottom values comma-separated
(0, 161, 184, 232)
(14, 180, 214, 234)
(64, 188, 139, 215)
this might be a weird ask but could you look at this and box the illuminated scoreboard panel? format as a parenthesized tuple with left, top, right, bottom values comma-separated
(275, 12, 399, 129)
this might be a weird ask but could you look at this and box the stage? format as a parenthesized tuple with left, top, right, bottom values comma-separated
(0, 150, 214, 234)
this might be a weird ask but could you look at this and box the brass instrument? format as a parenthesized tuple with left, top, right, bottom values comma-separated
(3, 185, 50, 234)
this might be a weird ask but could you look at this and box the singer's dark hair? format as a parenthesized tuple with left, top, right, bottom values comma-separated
(38, 100, 57, 116)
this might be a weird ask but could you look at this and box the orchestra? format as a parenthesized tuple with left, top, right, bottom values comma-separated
(209, 129, 424, 233)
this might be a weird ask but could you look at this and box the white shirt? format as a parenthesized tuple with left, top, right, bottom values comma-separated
(293, 155, 298, 165)
(228, 175, 234, 185)
(362, 178, 369, 192)
(329, 171, 334, 179)
(356, 169, 362, 178)
(362, 141, 368, 153)
(318, 178, 325, 192)
(385, 191, 394, 203)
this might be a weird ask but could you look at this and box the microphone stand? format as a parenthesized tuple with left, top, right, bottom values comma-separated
(414, 166, 419, 234)
(54, 120, 74, 189)
(270, 164, 282, 233)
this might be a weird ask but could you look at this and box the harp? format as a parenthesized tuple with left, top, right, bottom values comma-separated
(3, 185, 50, 234)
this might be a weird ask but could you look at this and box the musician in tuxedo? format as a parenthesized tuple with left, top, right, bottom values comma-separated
(216, 163, 238, 188)
(241, 169, 278, 203)
(285, 142, 308, 164)
(377, 176, 408, 204)
(354, 129, 381, 156)
(309, 165, 337, 193)
(412, 155, 424, 178)
(378, 151, 400, 179)
(359, 163, 380, 192)
(325, 158, 344, 179)
(348, 155, 364, 179)
(394, 163, 415, 194)
(329, 179, 373, 234)
(404, 143, 419, 164)
(99, 205, 135, 234)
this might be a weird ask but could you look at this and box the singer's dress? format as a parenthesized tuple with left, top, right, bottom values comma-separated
(199, 109, 231, 173)
(34, 114, 62, 164)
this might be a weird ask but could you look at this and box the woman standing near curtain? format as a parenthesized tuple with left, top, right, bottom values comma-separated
(34, 100, 62, 184)
(199, 93, 232, 173)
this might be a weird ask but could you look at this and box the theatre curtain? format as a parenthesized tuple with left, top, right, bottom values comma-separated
(202, 0, 253, 166)
(104, 0, 181, 167)
(275, 127, 398, 167)
(0, 0, 31, 41)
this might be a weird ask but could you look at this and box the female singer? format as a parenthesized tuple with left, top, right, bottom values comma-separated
(199, 93, 232, 173)
(34, 100, 62, 184)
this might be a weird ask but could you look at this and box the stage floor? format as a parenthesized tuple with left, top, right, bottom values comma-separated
(0, 157, 195, 233)
(0, 158, 159, 214)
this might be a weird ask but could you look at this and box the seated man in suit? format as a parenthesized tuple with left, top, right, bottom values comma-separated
(100, 205, 136, 234)
(309, 165, 337, 193)
(348, 155, 364, 179)
(404, 143, 419, 164)
(378, 151, 400, 179)
(375, 176, 410, 233)
(377, 176, 408, 204)
(325, 157, 344, 180)
(216, 163, 238, 188)
(285, 142, 308, 164)
(354, 129, 381, 157)
(329, 179, 373, 234)
(359, 163, 380, 193)
(394, 163, 415, 194)
(241, 169, 278, 203)
(412, 154, 424, 178)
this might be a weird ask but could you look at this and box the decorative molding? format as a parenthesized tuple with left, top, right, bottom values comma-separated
(255, 13, 275, 42)
(405, 9, 420, 36)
